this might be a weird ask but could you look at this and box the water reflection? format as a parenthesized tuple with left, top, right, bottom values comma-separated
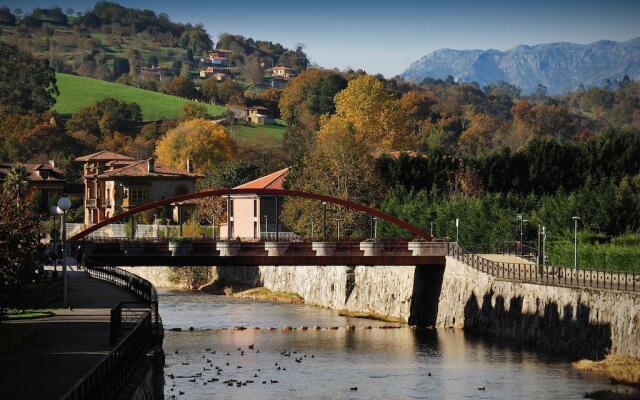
(160, 290, 615, 400)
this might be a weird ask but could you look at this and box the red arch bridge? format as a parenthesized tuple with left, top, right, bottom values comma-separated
(70, 188, 447, 267)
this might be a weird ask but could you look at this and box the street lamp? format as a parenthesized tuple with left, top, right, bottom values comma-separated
(373, 217, 378, 240)
(49, 205, 59, 279)
(263, 214, 268, 240)
(572, 216, 580, 269)
(430, 222, 434, 237)
(455, 218, 459, 243)
(322, 202, 327, 241)
(57, 197, 71, 307)
(336, 218, 341, 242)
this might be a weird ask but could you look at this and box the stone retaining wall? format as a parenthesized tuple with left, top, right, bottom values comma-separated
(437, 256, 640, 359)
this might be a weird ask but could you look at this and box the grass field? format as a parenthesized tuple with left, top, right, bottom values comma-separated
(54, 73, 225, 121)
(230, 121, 286, 141)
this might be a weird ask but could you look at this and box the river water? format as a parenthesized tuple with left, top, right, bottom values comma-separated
(160, 290, 617, 400)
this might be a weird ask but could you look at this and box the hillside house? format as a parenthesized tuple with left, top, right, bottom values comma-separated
(220, 167, 293, 240)
(199, 67, 228, 80)
(266, 66, 296, 79)
(0, 161, 65, 212)
(138, 66, 172, 81)
(227, 104, 274, 125)
(204, 49, 232, 66)
(76, 151, 201, 225)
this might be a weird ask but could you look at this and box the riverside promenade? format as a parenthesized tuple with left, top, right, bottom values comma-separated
(0, 268, 138, 400)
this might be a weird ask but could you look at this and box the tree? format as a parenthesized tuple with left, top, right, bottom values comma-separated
(65, 98, 142, 137)
(0, 43, 59, 114)
(202, 160, 261, 189)
(282, 122, 383, 238)
(0, 6, 16, 24)
(279, 69, 347, 160)
(155, 119, 235, 172)
(201, 78, 220, 103)
(0, 187, 43, 316)
(2, 165, 29, 194)
(180, 102, 209, 120)
(113, 57, 130, 77)
(146, 54, 159, 66)
(217, 80, 244, 104)
(162, 76, 198, 99)
(241, 54, 265, 85)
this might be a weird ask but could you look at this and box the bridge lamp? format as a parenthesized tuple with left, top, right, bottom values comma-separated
(373, 217, 378, 240)
(336, 218, 341, 242)
(322, 202, 327, 241)
(572, 216, 580, 269)
(57, 197, 71, 307)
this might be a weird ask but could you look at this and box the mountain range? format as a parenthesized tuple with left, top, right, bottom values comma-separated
(401, 37, 640, 95)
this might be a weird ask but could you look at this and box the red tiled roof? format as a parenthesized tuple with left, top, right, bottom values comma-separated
(0, 162, 65, 182)
(234, 167, 289, 190)
(97, 159, 201, 179)
(75, 150, 135, 162)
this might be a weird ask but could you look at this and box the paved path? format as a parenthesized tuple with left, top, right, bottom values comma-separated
(478, 254, 535, 264)
(0, 269, 139, 400)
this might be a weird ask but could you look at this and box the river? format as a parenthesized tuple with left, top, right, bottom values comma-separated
(159, 289, 617, 400)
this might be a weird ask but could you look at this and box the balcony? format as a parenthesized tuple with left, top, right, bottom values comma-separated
(86, 198, 97, 208)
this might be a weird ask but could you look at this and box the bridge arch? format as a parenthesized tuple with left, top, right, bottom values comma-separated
(69, 188, 431, 241)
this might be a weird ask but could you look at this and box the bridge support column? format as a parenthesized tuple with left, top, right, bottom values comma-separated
(264, 241, 289, 256)
(312, 241, 336, 256)
(217, 241, 240, 256)
(360, 240, 383, 256)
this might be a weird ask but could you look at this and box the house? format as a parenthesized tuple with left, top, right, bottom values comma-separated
(204, 49, 232, 66)
(266, 66, 296, 79)
(267, 76, 288, 89)
(75, 150, 201, 225)
(199, 67, 228, 80)
(138, 66, 172, 81)
(227, 105, 274, 125)
(219, 167, 293, 240)
(0, 161, 65, 212)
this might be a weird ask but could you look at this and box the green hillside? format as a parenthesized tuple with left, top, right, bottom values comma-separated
(54, 73, 225, 121)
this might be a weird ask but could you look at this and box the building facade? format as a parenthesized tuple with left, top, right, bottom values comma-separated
(76, 151, 200, 224)
(0, 161, 65, 212)
(220, 167, 293, 240)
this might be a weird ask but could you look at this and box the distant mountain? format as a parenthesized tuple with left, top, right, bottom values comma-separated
(401, 37, 640, 94)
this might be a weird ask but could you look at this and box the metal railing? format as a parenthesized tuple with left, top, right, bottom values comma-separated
(84, 264, 157, 303)
(447, 242, 639, 292)
(60, 311, 152, 400)
(110, 301, 159, 345)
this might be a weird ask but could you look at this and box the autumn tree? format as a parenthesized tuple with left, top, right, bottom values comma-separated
(162, 76, 198, 99)
(281, 122, 383, 238)
(155, 119, 235, 172)
(242, 54, 265, 85)
(511, 100, 575, 146)
(180, 102, 210, 121)
(201, 77, 220, 103)
(279, 69, 347, 160)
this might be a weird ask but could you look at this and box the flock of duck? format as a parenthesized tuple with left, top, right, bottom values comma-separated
(166, 341, 360, 399)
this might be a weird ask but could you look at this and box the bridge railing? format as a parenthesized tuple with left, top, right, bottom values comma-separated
(447, 242, 639, 292)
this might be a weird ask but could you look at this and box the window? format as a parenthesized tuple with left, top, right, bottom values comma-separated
(253, 221, 257, 238)
(253, 199, 257, 217)
(126, 187, 150, 204)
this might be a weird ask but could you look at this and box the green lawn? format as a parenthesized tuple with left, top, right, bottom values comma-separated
(230, 120, 286, 141)
(54, 73, 225, 121)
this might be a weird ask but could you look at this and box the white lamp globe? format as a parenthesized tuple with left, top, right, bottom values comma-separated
(57, 197, 71, 211)
(56, 206, 64, 215)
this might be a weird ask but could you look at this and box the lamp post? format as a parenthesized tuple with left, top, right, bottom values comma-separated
(311, 220, 314, 241)
(373, 217, 378, 240)
(542, 226, 546, 270)
(572, 216, 580, 269)
(57, 197, 71, 307)
(430, 222, 434, 237)
(322, 202, 327, 241)
(264, 214, 268, 241)
(455, 218, 459, 243)
(50, 205, 59, 279)
(336, 218, 341, 242)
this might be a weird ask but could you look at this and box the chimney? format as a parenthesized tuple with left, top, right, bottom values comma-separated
(147, 159, 155, 173)
(186, 159, 193, 173)
(48, 160, 56, 168)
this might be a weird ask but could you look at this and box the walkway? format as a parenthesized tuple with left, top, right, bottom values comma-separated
(0, 269, 138, 400)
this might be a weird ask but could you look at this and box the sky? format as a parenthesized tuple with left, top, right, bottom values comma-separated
(4, 0, 640, 77)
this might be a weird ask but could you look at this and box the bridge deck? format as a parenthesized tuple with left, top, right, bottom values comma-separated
(85, 254, 446, 267)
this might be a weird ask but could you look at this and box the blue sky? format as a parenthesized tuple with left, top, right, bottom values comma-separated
(4, 0, 640, 76)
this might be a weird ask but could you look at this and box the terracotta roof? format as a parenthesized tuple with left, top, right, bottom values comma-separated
(234, 167, 289, 190)
(75, 150, 135, 162)
(97, 159, 201, 179)
(0, 162, 65, 183)
(267, 66, 294, 71)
